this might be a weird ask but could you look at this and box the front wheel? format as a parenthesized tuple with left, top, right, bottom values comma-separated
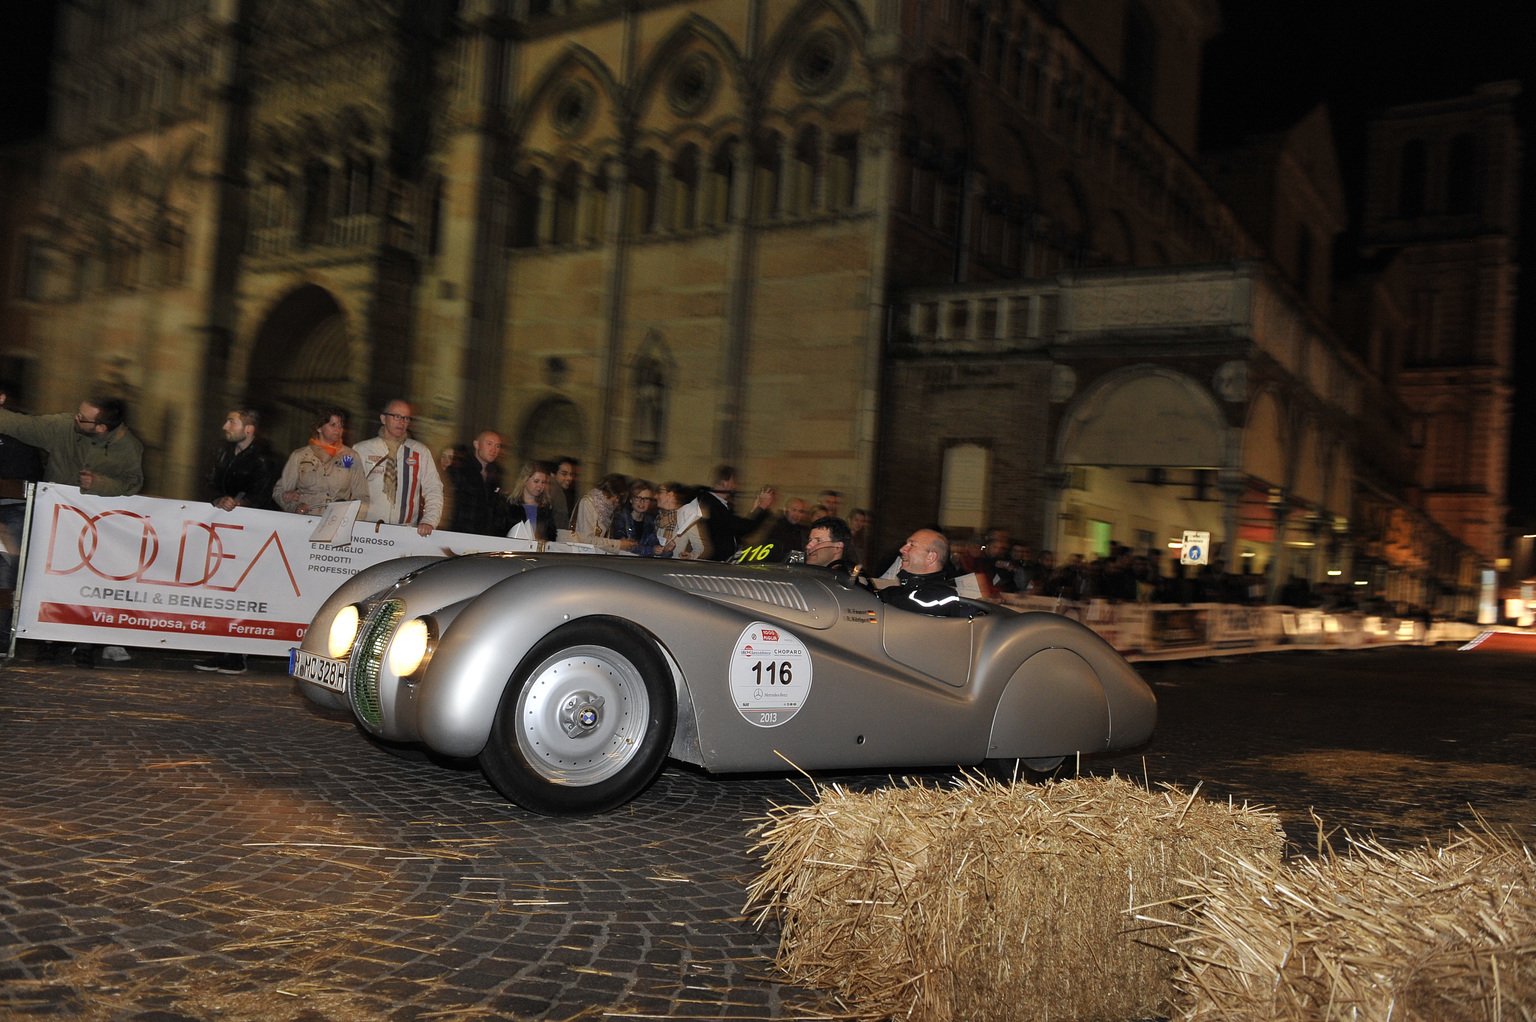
(480, 619, 676, 815)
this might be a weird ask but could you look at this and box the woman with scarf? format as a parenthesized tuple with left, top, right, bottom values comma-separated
(572, 473, 636, 553)
(274, 407, 370, 516)
(656, 482, 707, 559)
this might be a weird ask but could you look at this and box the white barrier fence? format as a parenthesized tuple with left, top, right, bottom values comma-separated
(13, 484, 539, 657)
(1001, 594, 1484, 661)
(10, 484, 1485, 660)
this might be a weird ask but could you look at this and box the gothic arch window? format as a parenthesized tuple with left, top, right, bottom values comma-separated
(753, 131, 783, 219)
(828, 133, 859, 211)
(788, 125, 821, 216)
(552, 161, 579, 244)
(630, 333, 673, 464)
(626, 150, 659, 235)
(1398, 139, 1426, 218)
(1446, 132, 1477, 215)
(1121, 1, 1156, 119)
(509, 167, 542, 248)
(342, 155, 373, 218)
(428, 175, 445, 256)
(1294, 228, 1313, 295)
(584, 163, 610, 241)
(520, 396, 587, 464)
(707, 140, 737, 225)
(672, 144, 700, 230)
(300, 158, 331, 247)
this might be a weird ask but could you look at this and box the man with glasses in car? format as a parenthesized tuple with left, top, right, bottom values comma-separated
(354, 398, 443, 536)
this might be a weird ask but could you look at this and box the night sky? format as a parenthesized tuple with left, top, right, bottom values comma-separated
(2, 2, 1533, 517)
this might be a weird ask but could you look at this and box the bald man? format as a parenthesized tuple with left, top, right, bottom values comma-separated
(878, 528, 978, 618)
(446, 430, 512, 536)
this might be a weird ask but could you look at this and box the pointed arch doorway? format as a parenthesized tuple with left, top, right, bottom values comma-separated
(246, 285, 362, 457)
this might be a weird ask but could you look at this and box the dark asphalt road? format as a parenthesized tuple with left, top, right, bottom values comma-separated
(2, 643, 1532, 1019)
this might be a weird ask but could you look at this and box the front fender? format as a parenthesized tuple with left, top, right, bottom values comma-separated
(415, 565, 695, 758)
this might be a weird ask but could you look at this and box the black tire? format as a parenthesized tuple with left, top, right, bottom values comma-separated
(480, 618, 676, 816)
(977, 756, 1067, 785)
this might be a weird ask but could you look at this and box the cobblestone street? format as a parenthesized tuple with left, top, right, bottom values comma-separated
(2, 644, 1533, 1019)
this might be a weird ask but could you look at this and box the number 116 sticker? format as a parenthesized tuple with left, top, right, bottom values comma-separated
(729, 621, 814, 727)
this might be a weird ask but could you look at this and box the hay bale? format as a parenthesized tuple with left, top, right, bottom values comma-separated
(1156, 825, 1536, 1021)
(746, 774, 1285, 1022)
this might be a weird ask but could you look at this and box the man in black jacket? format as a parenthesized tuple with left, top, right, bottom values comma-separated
(447, 431, 513, 536)
(197, 409, 279, 675)
(700, 464, 775, 561)
(209, 409, 279, 512)
(879, 528, 979, 618)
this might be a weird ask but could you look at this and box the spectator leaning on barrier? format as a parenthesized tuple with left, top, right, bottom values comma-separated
(573, 473, 636, 553)
(209, 408, 279, 513)
(656, 482, 705, 559)
(611, 478, 666, 556)
(0, 394, 144, 498)
(505, 460, 555, 541)
(275, 407, 369, 516)
(0, 384, 44, 638)
(355, 399, 443, 537)
(447, 430, 512, 537)
(0, 395, 145, 667)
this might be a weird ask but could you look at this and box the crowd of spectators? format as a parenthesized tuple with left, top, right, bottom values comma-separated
(0, 386, 1429, 654)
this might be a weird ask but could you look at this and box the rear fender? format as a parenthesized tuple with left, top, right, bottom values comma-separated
(982, 613, 1156, 756)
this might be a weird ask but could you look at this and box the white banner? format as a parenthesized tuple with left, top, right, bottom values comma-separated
(15, 484, 534, 657)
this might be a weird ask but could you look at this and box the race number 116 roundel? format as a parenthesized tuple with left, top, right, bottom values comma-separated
(728, 621, 813, 728)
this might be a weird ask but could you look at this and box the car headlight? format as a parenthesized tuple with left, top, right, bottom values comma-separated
(328, 604, 361, 659)
(387, 617, 434, 678)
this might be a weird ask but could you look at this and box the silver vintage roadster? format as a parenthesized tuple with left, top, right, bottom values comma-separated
(290, 554, 1156, 815)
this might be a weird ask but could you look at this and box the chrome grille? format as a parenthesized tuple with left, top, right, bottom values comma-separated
(351, 599, 402, 727)
(665, 574, 810, 612)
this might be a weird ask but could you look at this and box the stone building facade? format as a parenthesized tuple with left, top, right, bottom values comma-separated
(0, 0, 1519, 610)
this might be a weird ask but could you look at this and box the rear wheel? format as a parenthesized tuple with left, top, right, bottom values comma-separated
(977, 756, 1067, 785)
(480, 619, 676, 815)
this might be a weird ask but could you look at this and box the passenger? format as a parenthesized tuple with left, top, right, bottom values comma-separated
(572, 473, 636, 552)
(656, 482, 706, 559)
(505, 460, 555, 541)
(879, 528, 979, 618)
(611, 478, 666, 555)
(804, 516, 860, 573)
(274, 406, 368, 516)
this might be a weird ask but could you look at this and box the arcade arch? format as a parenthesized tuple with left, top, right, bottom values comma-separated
(1053, 367, 1231, 560)
(245, 284, 361, 457)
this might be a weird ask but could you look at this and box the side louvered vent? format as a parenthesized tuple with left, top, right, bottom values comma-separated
(665, 574, 810, 612)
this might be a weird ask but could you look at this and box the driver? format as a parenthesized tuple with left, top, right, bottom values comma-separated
(879, 528, 978, 618)
(804, 515, 860, 573)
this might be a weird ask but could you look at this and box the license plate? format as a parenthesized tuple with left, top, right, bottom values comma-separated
(290, 648, 348, 693)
